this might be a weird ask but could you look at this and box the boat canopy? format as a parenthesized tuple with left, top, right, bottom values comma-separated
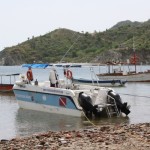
(22, 64, 49, 69)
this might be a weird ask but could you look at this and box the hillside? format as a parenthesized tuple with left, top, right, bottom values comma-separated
(0, 19, 150, 65)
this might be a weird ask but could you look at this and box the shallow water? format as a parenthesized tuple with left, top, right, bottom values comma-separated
(0, 66, 150, 140)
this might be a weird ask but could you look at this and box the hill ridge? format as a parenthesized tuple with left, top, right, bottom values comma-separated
(0, 19, 150, 65)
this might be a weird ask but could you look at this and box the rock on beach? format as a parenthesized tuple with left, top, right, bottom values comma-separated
(0, 123, 149, 150)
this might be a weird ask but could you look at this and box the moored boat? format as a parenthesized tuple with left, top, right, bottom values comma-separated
(13, 68, 130, 118)
(97, 40, 150, 82)
(53, 63, 82, 68)
(97, 67, 150, 82)
(72, 77, 127, 87)
(72, 66, 127, 87)
(0, 73, 20, 92)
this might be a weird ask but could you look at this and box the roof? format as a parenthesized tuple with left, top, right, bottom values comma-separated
(22, 64, 49, 69)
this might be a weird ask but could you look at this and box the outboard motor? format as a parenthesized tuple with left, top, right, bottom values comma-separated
(107, 90, 130, 116)
(78, 92, 94, 116)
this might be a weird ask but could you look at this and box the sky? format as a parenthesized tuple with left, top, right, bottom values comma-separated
(0, 0, 150, 51)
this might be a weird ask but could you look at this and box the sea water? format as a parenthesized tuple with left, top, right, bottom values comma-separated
(0, 65, 150, 140)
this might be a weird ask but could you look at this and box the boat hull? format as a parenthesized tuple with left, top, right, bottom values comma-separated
(17, 100, 82, 117)
(73, 78, 127, 86)
(0, 84, 14, 92)
(97, 72, 150, 82)
(0, 73, 20, 92)
(13, 85, 82, 117)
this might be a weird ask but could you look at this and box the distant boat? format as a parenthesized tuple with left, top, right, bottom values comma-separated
(72, 67, 127, 87)
(54, 63, 82, 68)
(96, 61, 150, 82)
(0, 73, 20, 92)
(70, 64, 82, 68)
(72, 77, 127, 87)
(97, 70, 150, 82)
(97, 37, 150, 82)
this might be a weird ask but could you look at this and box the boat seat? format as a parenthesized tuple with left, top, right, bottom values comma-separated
(58, 79, 66, 88)
(91, 92, 98, 105)
(94, 89, 107, 106)
(59, 79, 74, 89)
(44, 81, 50, 87)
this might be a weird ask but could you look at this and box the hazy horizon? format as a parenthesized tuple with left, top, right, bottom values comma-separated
(0, 0, 150, 51)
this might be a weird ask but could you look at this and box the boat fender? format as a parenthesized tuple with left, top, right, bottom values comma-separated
(66, 70, 73, 79)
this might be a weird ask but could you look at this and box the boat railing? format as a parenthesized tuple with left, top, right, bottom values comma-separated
(0, 73, 20, 84)
(89, 67, 100, 86)
(107, 94, 120, 117)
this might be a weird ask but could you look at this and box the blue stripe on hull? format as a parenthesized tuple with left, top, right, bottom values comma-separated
(13, 89, 78, 110)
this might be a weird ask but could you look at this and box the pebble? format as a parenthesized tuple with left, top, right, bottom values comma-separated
(0, 123, 149, 150)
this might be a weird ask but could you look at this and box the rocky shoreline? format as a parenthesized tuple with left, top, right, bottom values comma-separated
(0, 123, 149, 150)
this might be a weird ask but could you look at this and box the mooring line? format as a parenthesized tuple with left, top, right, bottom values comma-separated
(82, 111, 96, 127)
(119, 93, 150, 98)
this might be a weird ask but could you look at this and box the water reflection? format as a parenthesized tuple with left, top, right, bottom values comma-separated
(15, 109, 84, 137)
(93, 116, 130, 126)
(0, 93, 18, 140)
(114, 82, 150, 124)
(15, 109, 130, 138)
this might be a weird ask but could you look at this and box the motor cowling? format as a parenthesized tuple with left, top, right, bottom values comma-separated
(78, 92, 94, 116)
(108, 90, 130, 116)
(78, 92, 93, 111)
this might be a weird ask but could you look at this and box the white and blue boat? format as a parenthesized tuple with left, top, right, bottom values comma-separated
(72, 78, 127, 87)
(13, 69, 130, 118)
(72, 67, 127, 87)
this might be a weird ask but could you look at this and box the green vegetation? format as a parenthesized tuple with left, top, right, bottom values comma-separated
(0, 20, 150, 65)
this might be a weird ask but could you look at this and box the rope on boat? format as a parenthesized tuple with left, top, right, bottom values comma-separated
(119, 93, 150, 99)
(81, 111, 96, 127)
(60, 34, 81, 63)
